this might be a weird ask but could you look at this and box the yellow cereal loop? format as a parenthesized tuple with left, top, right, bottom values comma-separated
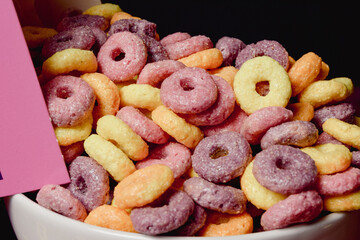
(84, 134, 136, 182)
(298, 78, 352, 108)
(240, 161, 287, 210)
(119, 84, 162, 111)
(152, 105, 204, 149)
(323, 118, 360, 150)
(54, 115, 93, 146)
(83, 3, 122, 20)
(301, 143, 352, 175)
(80, 73, 120, 127)
(84, 205, 136, 232)
(177, 48, 223, 69)
(208, 66, 238, 87)
(113, 164, 174, 209)
(233, 56, 292, 114)
(96, 115, 148, 161)
(323, 190, 360, 212)
(22, 26, 57, 48)
(332, 77, 353, 95)
(198, 211, 253, 237)
(42, 48, 98, 78)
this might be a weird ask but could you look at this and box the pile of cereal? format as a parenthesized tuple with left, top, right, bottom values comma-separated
(22, 3, 360, 237)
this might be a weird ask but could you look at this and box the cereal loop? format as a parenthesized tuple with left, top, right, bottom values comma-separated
(85, 205, 136, 232)
(119, 84, 162, 111)
(42, 48, 97, 78)
(110, 12, 141, 25)
(177, 48, 223, 70)
(208, 66, 238, 87)
(301, 143, 352, 175)
(57, 14, 109, 32)
(22, 26, 57, 48)
(152, 105, 204, 149)
(84, 134, 136, 182)
(233, 56, 291, 114)
(113, 164, 174, 209)
(323, 190, 360, 212)
(83, 3, 122, 20)
(287, 102, 314, 121)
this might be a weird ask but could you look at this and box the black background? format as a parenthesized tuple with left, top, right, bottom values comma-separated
(2, 1, 358, 239)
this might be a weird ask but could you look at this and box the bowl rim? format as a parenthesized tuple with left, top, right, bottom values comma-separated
(5, 193, 347, 240)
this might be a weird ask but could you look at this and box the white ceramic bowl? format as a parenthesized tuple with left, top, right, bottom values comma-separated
(5, 193, 360, 240)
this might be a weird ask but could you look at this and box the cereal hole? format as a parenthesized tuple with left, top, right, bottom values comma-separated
(275, 157, 289, 170)
(56, 86, 73, 99)
(179, 78, 195, 91)
(75, 176, 87, 194)
(210, 146, 229, 159)
(255, 81, 270, 96)
(111, 48, 126, 61)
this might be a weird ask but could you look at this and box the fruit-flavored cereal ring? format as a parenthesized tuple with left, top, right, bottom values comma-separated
(110, 12, 141, 25)
(113, 164, 174, 209)
(332, 77, 354, 95)
(287, 102, 314, 121)
(83, 3, 122, 20)
(119, 84, 162, 111)
(88, 27, 107, 54)
(316, 132, 350, 148)
(97, 31, 147, 82)
(42, 48, 98, 78)
(260, 120, 319, 149)
(160, 67, 218, 114)
(151, 105, 204, 149)
(180, 75, 235, 126)
(42, 75, 95, 127)
(197, 211, 253, 237)
(233, 56, 292, 114)
(215, 36, 246, 66)
(57, 14, 109, 32)
(316, 167, 360, 196)
(183, 177, 247, 214)
(80, 73, 120, 126)
(298, 78, 353, 108)
(36, 184, 87, 221)
(96, 115, 148, 160)
(164, 35, 213, 60)
(192, 131, 252, 183)
(54, 115, 93, 146)
(67, 156, 109, 211)
(22, 26, 57, 49)
(260, 190, 323, 231)
(160, 32, 191, 46)
(313, 103, 355, 130)
(130, 189, 194, 235)
(116, 106, 170, 144)
(240, 106, 293, 145)
(352, 151, 360, 168)
(323, 118, 360, 149)
(201, 106, 248, 136)
(136, 142, 191, 178)
(108, 19, 157, 38)
(84, 134, 136, 182)
(253, 145, 317, 195)
(137, 60, 186, 87)
(208, 66, 238, 87)
(240, 161, 287, 210)
(170, 204, 207, 236)
(41, 26, 96, 59)
(235, 40, 289, 70)
(60, 141, 84, 164)
(136, 33, 169, 63)
(323, 189, 360, 212)
(315, 61, 330, 80)
(177, 48, 223, 69)
(287, 52, 322, 96)
(84, 205, 135, 232)
(301, 143, 352, 175)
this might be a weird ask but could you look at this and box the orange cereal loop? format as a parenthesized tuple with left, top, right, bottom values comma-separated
(85, 205, 136, 232)
(22, 26, 57, 49)
(208, 66, 238, 87)
(315, 61, 330, 80)
(110, 12, 141, 25)
(83, 3, 122, 21)
(96, 115, 148, 161)
(323, 189, 360, 212)
(84, 134, 136, 182)
(113, 164, 174, 209)
(177, 48, 223, 70)
(119, 84, 162, 111)
(152, 105, 204, 149)
(80, 73, 120, 127)
(42, 49, 97, 78)
(288, 52, 322, 96)
(287, 102, 314, 121)
(197, 210, 253, 237)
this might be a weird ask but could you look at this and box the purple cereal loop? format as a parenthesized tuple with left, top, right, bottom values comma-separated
(260, 191, 323, 230)
(89, 27, 107, 54)
(352, 151, 360, 168)
(215, 36, 246, 66)
(192, 131, 252, 183)
(183, 177, 247, 214)
(57, 14, 108, 32)
(316, 132, 350, 149)
(253, 145, 318, 195)
(313, 103, 356, 130)
(130, 189, 195, 235)
(67, 156, 110, 212)
(108, 19, 157, 38)
(135, 33, 169, 63)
